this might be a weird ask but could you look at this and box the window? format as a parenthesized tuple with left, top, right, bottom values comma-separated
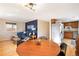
(6, 22, 17, 32)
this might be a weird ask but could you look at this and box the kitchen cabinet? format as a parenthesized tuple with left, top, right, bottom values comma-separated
(64, 32, 73, 39)
(76, 35, 79, 56)
(64, 21, 78, 28)
(63, 21, 79, 39)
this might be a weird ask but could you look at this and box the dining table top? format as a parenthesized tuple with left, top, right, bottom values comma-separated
(16, 39, 60, 56)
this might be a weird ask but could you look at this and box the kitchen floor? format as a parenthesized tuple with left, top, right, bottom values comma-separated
(64, 39, 76, 56)
(0, 40, 18, 56)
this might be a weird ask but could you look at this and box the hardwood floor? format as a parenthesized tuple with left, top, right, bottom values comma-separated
(0, 40, 18, 56)
(66, 45, 76, 56)
(64, 39, 76, 56)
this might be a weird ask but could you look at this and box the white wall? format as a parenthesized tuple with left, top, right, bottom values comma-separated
(16, 22, 25, 32)
(78, 21, 79, 34)
(0, 19, 25, 41)
(0, 19, 7, 41)
(37, 20, 49, 39)
(49, 20, 51, 40)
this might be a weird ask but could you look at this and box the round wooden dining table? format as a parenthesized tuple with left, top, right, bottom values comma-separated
(16, 39, 60, 56)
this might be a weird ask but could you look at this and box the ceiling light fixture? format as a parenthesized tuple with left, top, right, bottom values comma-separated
(25, 3, 36, 11)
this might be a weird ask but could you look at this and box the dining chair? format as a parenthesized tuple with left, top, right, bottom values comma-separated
(58, 43, 67, 56)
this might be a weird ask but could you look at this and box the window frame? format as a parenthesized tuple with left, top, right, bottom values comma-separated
(6, 22, 17, 32)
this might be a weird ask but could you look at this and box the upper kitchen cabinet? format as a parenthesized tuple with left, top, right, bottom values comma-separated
(64, 21, 78, 28)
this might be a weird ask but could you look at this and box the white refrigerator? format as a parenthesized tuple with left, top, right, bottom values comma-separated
(51, 22, 64, 46)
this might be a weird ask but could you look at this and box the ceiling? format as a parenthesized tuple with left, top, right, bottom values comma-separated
(0, 3, 79, 22)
